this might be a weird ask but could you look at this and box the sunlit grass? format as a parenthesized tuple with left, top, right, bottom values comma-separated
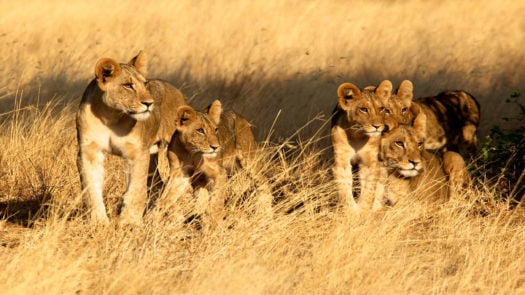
(1, 0, 524, 294)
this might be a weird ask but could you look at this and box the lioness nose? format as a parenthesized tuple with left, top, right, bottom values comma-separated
(210, 145, 220, 151)
(372, 124, 381, 129)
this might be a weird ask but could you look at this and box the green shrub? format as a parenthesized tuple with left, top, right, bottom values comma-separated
(477, 90, 524, 202)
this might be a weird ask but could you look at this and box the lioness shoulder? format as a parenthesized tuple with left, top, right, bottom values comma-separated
(76, 51, 186, 224)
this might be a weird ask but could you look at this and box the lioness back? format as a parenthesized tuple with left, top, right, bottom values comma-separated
(147, 80, 187, 145)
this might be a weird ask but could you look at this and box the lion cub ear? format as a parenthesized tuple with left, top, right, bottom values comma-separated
(207, 100, 223, 125)
(95, 58, 121, 89)
(129, 51, 147, 76)
(337, 83, 361, 111)
(374, 80, 393, 103)
(395, 80, 414, 105)
(176, 105, 197, 129)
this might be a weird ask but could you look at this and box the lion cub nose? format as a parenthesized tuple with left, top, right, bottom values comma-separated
(408, 159, 420, 168)
(141, 101, 153, 108)
(210, 145, 220, 152)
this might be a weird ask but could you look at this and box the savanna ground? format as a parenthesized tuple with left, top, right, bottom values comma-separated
(1, 1, 525, 294)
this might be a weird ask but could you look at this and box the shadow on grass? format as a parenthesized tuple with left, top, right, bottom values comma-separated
(0, 193, 52, 228)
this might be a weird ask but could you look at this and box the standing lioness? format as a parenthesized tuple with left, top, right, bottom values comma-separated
(76, 51, 186, 224)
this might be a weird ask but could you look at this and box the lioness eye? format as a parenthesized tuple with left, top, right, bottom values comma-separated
(384, 108, 391, 115)
(196, 128, 205, 134)
(359, 107, 368, 114)
(215, 128, 219, 134)
(418, 142, 424, 149)
(394, 141, 404, 148)
(123, 83, 134, 90)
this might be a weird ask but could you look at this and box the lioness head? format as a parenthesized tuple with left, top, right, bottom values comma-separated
(175, 100, 222, 158)
(380, 110, 427, 178)
(95, 51, 154, 121)
(336, 80, 392, 137)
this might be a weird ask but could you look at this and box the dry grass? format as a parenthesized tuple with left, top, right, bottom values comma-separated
(1, 0, 525, 294)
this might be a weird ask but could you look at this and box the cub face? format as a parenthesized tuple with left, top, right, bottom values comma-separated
(386, 80, 414, 126)
(380, 111, 427, 178)
(175, 101, 222, 158)
(336, 80, 392, 137)
(95, 53, 154, 121)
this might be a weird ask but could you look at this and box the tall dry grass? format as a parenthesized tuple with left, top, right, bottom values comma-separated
(1, 0, 524, 294)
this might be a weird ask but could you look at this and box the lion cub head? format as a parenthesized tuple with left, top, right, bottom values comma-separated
(379, 110, 427, 178)
(94, 51, 154, 121)
(335, 80, 392, 137)
(174, 100, 222, 159)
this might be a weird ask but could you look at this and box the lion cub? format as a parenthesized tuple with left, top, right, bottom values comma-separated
(330, 80, 393, 211)
(377, 108, 469, 209)
(384, 80, 480, 158)
(76, 51, 186, 224)
(163, 100, 258, 220)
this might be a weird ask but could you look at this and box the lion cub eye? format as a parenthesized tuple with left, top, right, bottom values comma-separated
(382, 107, 391, 115)
(196, 128, 205, 135)
(215, 128, 219, 134)
(394, 141, 405, 148)
(401, 107, 408, 113)
(123, 83, 134, 90)
(359, 107, 369, 114)
(417, 142, 424, 149)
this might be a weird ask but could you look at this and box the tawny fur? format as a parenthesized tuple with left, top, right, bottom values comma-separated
(379, 80, 480, 158)
(163, 100, 259, 221)
(330, 80, 392, 211)
(76, 51, 186, 224)
(377, 110, 470, 209)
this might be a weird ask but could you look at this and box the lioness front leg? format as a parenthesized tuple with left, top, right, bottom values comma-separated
(119, 149, 150, 225)
(78, 142, 109, 224)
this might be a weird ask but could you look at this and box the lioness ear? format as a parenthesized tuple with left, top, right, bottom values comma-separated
(375, 80, 393, 103)
(337, 83, 361, 111)
(176, 105, 197, 129)
(395, 80, 414, 105)
(129, 51, 147, 76)
(412, 107, 427, 138)
(207, 100, 222, 125)
(95, 58, 121, 88)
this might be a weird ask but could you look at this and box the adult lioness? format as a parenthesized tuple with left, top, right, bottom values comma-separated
(383, 80, 480, 157)
(331, 80, 392, 211)
(163, 100, 258, 219)
(76, 51, 186, 224)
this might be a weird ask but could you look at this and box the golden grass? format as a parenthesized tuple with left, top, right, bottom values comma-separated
(1, 0, 525, 294)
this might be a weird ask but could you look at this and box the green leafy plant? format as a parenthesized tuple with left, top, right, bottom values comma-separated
(477, 90, 524, 202)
